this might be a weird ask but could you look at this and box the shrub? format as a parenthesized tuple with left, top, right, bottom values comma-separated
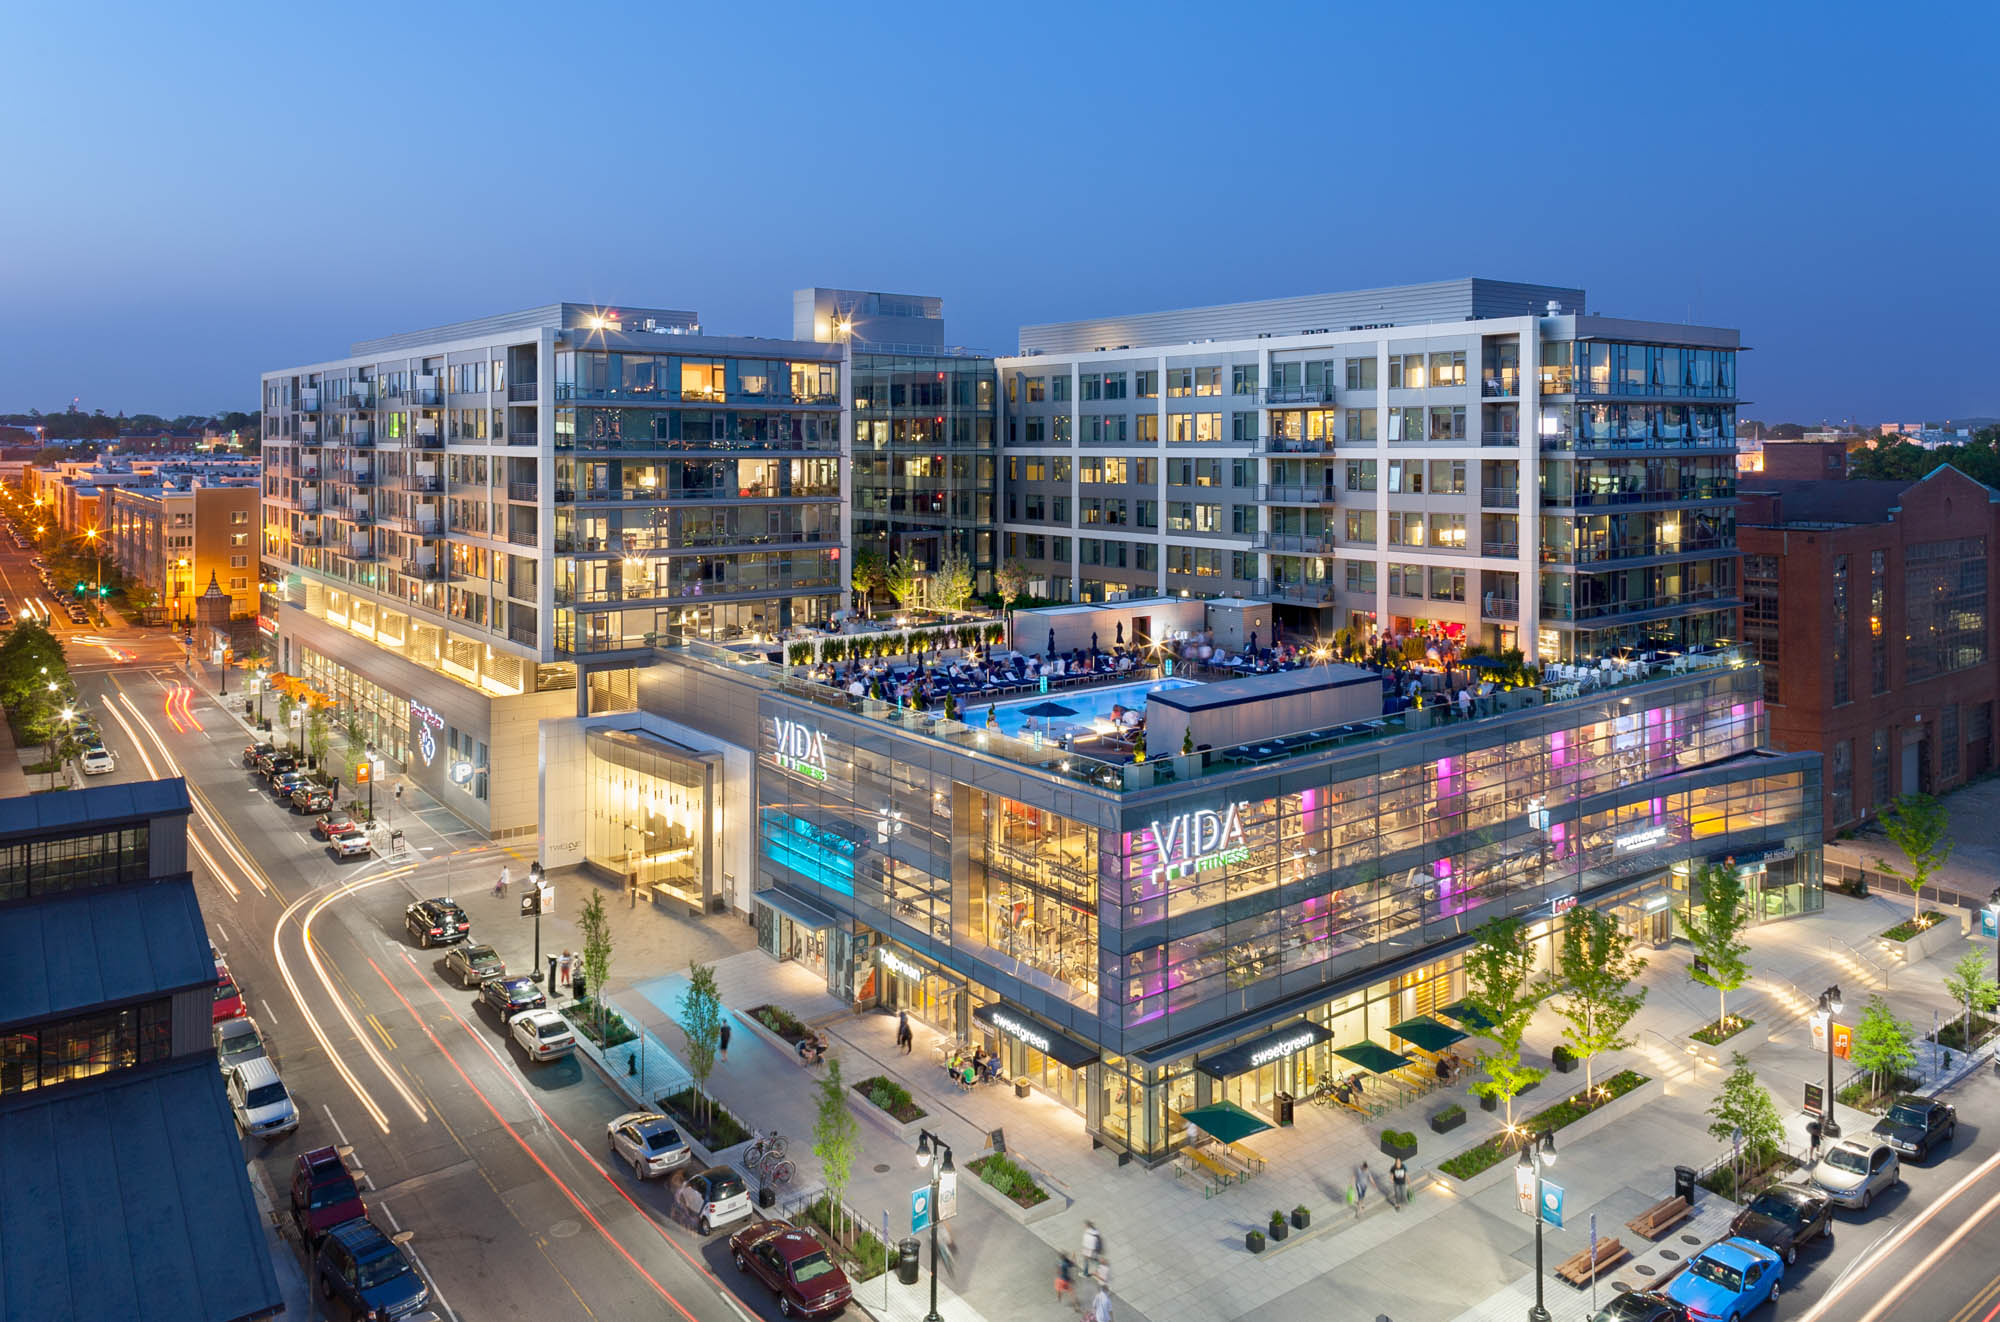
(1881, 912, 1948, 942)
(658, 1086, 752, 1150)
(1691, 1015, 1754, 1046)
(854, 1075, 927, 1123)
(1438, 1070, 1650, 1179)
(1434, 1103, 1465, 1124)
(795, 1196, 891, 1280)
(1383, 1129, 1416, 1148)
(749, 1004, 810, 1043)
(968, 1152, 1049, 1207)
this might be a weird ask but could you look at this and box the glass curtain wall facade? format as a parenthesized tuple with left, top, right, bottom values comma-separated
(553, 347, 843, 648)
(584, 727, 716, 911)
(849, 352, 999, 592)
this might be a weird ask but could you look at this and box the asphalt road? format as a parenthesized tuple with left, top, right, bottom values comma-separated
(0, 512, 808, 1322)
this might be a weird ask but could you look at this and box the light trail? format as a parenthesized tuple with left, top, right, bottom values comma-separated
(298, 872, 428, 1126)
(1802, 1141, 2000, 1321)
(268, 872, 406, 1135)
(1850, 1188, 2000, 1322)
(116, 685, 269, 897)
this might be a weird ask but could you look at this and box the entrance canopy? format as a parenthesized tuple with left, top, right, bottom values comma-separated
(1438, 999, 1496, 1033)
(1333, 1041, 1413, 1075)
(754, 885, 840, 930)
(973, 1002, 1099, 1069)
(1181, 1101, 1272, 1145)
(1194, 1019, 1334, 1080)
(1388, 1016, 1466, 1054)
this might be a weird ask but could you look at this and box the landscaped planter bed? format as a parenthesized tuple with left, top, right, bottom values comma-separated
(1437, 1070, 1651, 1180)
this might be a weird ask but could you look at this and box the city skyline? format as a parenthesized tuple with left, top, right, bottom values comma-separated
(3, 2, 1995, 421)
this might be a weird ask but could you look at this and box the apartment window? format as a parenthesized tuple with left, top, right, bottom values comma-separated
(1388, 354, 1427, 389)
(1904, 537, 1987, 680)
(1231, 460, 1254, 487)
(1053, 416, 1071, 444)
(1080, 498, 1104, 525)
(1135, 500, 1158, 529)
(1167, 502, 1194, 532)
(1133, 458, 1155, 484)
(1024, 494, 1045, 521)
(1872, 729, 1890, 805)
(1166, 546, 1222, 577)
(1428, 406, 1467, 441)
(1231, 412, 1259, 442)
(1232, 365, 1259, 396)
(1134, 414, 1159, 444)
(1346, 409, 1377, 443)
(1166, 368, 1193, 398)
(1194, 503, 1222, 532)
(1346, 459, 1377, 492)
(1344, 560, 1377, 593)
(230, 510, 249, 524)
(1388, 461, 1422, 494)
(1079, 374, 1103, 402)
(229, 576, 248, 590)
(1051, 458, 1071, 481)
(1427, 459, 1467, 493)
(1102, 372, 1127, 400)
(1134, 370, 1158, 399)
(1869, 549, 1888, 694)
(229, 554, 248, 568)
(1831, 739, 1854, 825)
(0, 999, 173, 1096)
(1345, 358, 1377, 391)
(1389, 512, 1426, 547)
(1232, 505, 1256, 536)
(1024, 417, 1047, 444)
(1942, 704, 1961, 780)
(1084, 414, 1129, 445)
(1831, 554, 1851, 706)
(1193, 366, 1222, 397)
(1051, 375, 1070, 402)
(1744, 552, 1781, 704)
(1429, 566, 1467, 601)
(1390, 407, 1424, 442)
(1428, 514, 1467, 549)
(1232, 551, 1256, 580)
(1193, 460, 1221, 487)
(1025, 377, 1046, 403)
(1428, 350, 1467, 387)
(1387, 563, 1424, 597)
(1344, 510, 1376, 544)
(1135, 543, 1158, 571)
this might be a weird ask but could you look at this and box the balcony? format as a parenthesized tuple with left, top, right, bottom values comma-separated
(508, 383, 539, 403)
(346, 538, 377, 560)
(296, 493, 320, 511)
(1481, 372, 1520, 398)
(298, 396, 320, 414)
(508, 621, 538, 646)
(1254, 577, 1336, 606)
(1539, 367, 1576, 395)
(507, 483, 539, 503)
(1480, 431, 1520, 448)
(299, 420, 319, 440)
(508, 527, 538, 547)
(1262, 385, 1331, 406)
(1256, 436, 1334, 455)
(409, 386, 440, 406)
(409, 474, 441, 493)
(295, 528, 321, 545)
(1261, 484, 1335, 505)
(382, 511, 440, 536)
(348, 422, 373, 444)
(400, 558, 446, 581)
(1262, 532, 1337, 555)
(341, 391, 372, 410)
(1481, 486, 1520, 508)
(414, 419, 439, 439)
(1482, 596, 1521, 619)
(1481, 540, 1521, 557)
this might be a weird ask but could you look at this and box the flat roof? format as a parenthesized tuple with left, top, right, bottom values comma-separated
(1147, 665, 1378, 713)
(0, 877, 213, 1029)
(0, 778, 189, 843)
(0, 1056, 283, 1322)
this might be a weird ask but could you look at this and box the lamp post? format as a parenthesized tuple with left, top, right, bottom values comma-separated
(525, 862, 547, 983)
(913, 1129, 955, 1322)
(364, 742, 377, 821)
(1517, 1129, 1558, 1322)
(1818, 985, 1844, 1140)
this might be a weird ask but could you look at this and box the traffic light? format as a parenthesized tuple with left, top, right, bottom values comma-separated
(97, 586, 109, 597)
(73, 581, 85, 597)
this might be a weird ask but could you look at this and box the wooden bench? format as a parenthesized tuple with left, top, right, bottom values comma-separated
(1627, 1194, 1692, 1239)
(1553, 1237, 1629, 1286)
(1225, 1141, 1267, 1173)
(1185, 1147, 1237, 1188)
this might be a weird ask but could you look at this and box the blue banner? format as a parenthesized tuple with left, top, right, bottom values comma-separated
(1540, 1180, 1564, 1229)
(911, 1185, 931, 1234)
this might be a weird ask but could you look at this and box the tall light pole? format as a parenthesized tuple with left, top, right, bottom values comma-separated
(1517, 1129, 1558, 1322)
(523, 862, 548, 983)
(913, 1129, 955, 1322)
(1818, 985, 1844, 1139)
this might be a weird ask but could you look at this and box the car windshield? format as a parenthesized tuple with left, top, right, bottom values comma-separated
(1690, 1256, 1744, 1292)
(311, 1177, 359, 1208)
(791, 1249, 837, 1284)
(467, 947, 499, 967)
(708, 1175, 746, 1199)
(644, 1129, 681, 1151)
(1886, 1103, 1930, 1127)
(1747, 1194, 1802, 1225)
(355, 1248, 413, 1290)
(221, 1032, 261, 1058)
(215, 981, 237, 1000)
(245, 1082, 289, 1109)
(1824, 1147, 1868, 1173)
(536, 1021, 569, 1039)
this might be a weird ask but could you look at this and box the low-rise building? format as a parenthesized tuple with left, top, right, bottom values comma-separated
(102, 480, 261, 623)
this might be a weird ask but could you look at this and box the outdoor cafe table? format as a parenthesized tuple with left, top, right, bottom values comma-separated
(1388, 1015, 1467, 1056)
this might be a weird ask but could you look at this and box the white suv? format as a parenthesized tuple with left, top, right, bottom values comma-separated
(228, 1058, 300, 1138)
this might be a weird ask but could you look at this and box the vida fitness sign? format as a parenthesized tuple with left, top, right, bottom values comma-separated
(1147, 801, 1251, 884)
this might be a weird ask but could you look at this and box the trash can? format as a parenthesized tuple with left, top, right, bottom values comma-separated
(758, 1185, 777, 1209)
(1014, 1076, 1032, 1099)
(1674, 1165, 1697, 1204)
(1275, 1091, 1295, 1127)
(897, 1238, 922, 1285)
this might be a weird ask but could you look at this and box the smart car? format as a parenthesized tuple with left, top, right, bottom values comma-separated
(1872, 1095, 1957, 1162)
(1727, 1183, 1831, 1265)
(1663, 1237, 1782, 1321)
(728, 1219, 854, 1318)
(606, 1111, 691, 1179)
(677, 1166, 752, 1235)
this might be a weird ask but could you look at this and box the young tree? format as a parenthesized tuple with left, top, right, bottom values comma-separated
(1683, 861, 1753, 1033)
(1707, 1052, 1784, 1193)
(1552, 906, 1649, 1096)
(307, 708, 331, 770)
(1462, 915, 1547, 1128)
(885, 551, 927, 613)
(994, 561, 1028, 610)
(1850, 995, 1918, 1097)
(929, 550, 975, 614)
(577, 889, 615, 1041)
(1943, 951, 2000, 1047)
(680, 961, 723, 1124)
(811, 1054, 860, 1213)
(1874, 792, 1954, 925)
(849, 547, 886, 617)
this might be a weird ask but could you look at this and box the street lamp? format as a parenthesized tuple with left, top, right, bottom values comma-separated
(364, 742, 377, 821)
(913, 1129, 956, 1322)
(1818, 985, 1844, 1140)
(523, 862, 548, 983)
(1517, 1129, 1558, 1322)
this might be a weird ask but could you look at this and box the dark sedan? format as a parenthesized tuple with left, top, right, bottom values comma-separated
(1872, 1095, 1957, 1161)
(291, 783, 334, 814)
(729, 1219, 852, 1318)
(1727, 1182, 1831, 1265)
(481, 976, 546, 1017)
(1590, 1292, 1687, 1322)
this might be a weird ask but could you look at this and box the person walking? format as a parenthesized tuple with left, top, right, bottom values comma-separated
(1390, 1156, 1408, 1210)
(1089, 1255, 1110, 1308)
(896, 1010, 913, 1055)
(1080, 1221, 1102, 1277)
(1353, 1162, 1372, 1217)
(1054, 1253, 1079, 1312)
(1089, 1278, 1112, 1322)
(717, 1017, 732, 1062)
(495, 864, 510, 898)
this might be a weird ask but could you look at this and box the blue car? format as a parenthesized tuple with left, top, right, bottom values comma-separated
(1665, 1236, 1782, 1321)
(314, 1217, 429, 1320)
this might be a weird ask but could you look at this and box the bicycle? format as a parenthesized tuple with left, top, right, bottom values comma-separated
(746, 1129, 788, 1169)
(759, 1156, 795, 1186)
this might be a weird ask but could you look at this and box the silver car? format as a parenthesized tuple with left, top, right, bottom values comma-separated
(607, 1111, 691, 1179)
(1812, 1137, 1899, 1210)
(214, 1016, 268, 1074)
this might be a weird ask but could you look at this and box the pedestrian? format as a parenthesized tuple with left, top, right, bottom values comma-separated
(1806, 1118, 1822, 1162)
(1080, 1220, 1102, 1277)
(1055, 1253, 1079, 1312)
(1353, 1162, 1371, 1217)
(557, 950, 572, 987)
(896, 1009, 913, 1055)
(936, 1222, 957, 1282)
(1090, 1255, 1110, 1305)
(1391, 1156, 1408, 1210)
(718, 1017, 732, 1062)
(1089, 1279, 1112, 1322)
(495, 864, 510, 898)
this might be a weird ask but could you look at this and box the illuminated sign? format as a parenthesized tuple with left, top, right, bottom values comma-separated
(773, 717, 829, 782)
(1614, 824, 1667, 853)
(1249, 1032, 1317, 1068)
(1551, 894, 1578, 918)
(1148, 802, 1250, 883)
(986, 1009, 1051, 1054)
(409, 701, 444, 767)
(449, 760, 475, 785)
(879, 949, 924, 981)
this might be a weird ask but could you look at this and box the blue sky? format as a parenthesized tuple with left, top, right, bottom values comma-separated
(2, 1, 1994, 423)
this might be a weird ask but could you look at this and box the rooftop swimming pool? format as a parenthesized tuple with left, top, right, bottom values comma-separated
(976, 677, 1199, 739)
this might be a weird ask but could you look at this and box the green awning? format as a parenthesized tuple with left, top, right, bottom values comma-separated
(1438, 1000, 1496, 1033)
(1389, 1016, 1467, 1053)
(1180, 1101, 1272, 1144)
(1333, 1041, 1413, 1075)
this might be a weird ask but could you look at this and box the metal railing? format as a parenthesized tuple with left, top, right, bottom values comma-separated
(1260, 484, 1335, 504)
(1481, 487, 1519, 507)
(508, 383, 538, 402)
(1257, 436, 1334, 454)
(400, 558, 445, 580)
(1481, 541, 1520, 558)
(507, 483, 540, 502)
(1481, 597, 1521, 619)
(1263, 532, 1337, 555)
(1252, 577, 1335, 604)
(297, 397, 320, 414)
(1481, 373, 1520, 398)
(1262, 385, 1332, 405)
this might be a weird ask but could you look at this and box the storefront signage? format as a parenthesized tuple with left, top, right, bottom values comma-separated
(1249, 1032, 1319, 1068)
(409, 701, 444, 766)
(449, 759, 475, 785)
(1551, 894, 1578, 918)
(1148, 801, 1250, 883)
(772, 717, 829, 782)
(879, 949, 924, 982)
(987, 1009, 1052, 1054)
(1614, 824, 1667, 853)
(1804, 1082, 1824, 1117)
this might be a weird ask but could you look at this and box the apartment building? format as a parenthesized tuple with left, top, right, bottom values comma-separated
(261, 303, 844, 835)
(24, 455, 260, 536)
(102, 480, 261, 623)
(998, 278, 1742, 662)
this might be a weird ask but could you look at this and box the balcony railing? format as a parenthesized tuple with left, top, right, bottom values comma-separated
(508, 383, 538, 403)
(341, 392, 372, 410)
(1482, 597, 1521, 619)
(1481, 486, 1520, 508)
(299, 420, 319, 439)
(554, 385, 839, 407)
(1481, 540, 1521, 557)
(400, 558, 446, 580)
(1260, 484, 1335, 504)
(1262, 532, 1337, 555)
(1481, 372, 1520, 398)
(1256, 435, 1334, 455)
(507, 483, 539, 503)
(295, 529, 321, 545)
(508, 621, 538, 646)
(1480, 431, 1520, 448)
(508, 527, 538, 547)
(408, 387, 440, 406)
(1262, 385, 1332, 406)
(297, 396, 320, 414)
(1253, 577, 1336, 606)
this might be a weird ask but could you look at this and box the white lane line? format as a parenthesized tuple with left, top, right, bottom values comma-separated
(258, 998, 281, 1027)
(377, 1200, 460, 1322)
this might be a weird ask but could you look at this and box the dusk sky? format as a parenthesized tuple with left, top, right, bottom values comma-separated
(3, 2, 1994, 423)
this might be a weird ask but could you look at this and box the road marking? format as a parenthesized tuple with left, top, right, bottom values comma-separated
(1948, 1272, 2000, 1322)
(365, 1013, 398, 1051)
(1804, 1141, 2000, 1320)
(377, 1200, 460, 1322)
(258, 998, 281, 1027)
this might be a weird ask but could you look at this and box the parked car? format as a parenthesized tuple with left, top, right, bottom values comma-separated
(213, 962, 246, 1022)
(1811, 1137, 1900, 1210)
(228, 1057, 300, 1137)
(329, 830, 373, 861)
(271, 770, 311, 800)
(252, 747, 285, 774)
(243, 741, 275, 768)
(263, 752, 299, 780)
(509, 1008, 576, 1062)
(443, 943, 506, 987)
(677, 1166, 752, 1235)
(406, 898, 470, 948)
(481, 975, 545, 1017)
(315, 810, 361, 841)
(214, 1016, 268, 1075)
(78, 745, 114, 775)
(1590, 1292, 1688, 1322)
(607, 1112, 691, 1179)
(1727, 1183, 1831, 1265)
(1872, 1095, 1957, 1162)
(290, 1146, 366, 1246)
(291, 783, 334, 813)
(1664, 1237, 1782, 1320)
(313, 1217, 429, 1321)
(728, 1219, 854, 1318)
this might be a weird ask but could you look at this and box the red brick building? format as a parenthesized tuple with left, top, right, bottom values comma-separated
(1739, 455, 1999, 832)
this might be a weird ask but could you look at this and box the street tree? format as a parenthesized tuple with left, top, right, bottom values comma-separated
(307, 708, 330, 771)
(928, 550, 975, 614)
(849, 547, 886, 617)
(576, 889, 615, 1041)
(1707, 1052, 1784, 1193)
(1943, 951, 2000, 1048)
(680, 961, 723, 1124)
(1874, 792, 1954, 925)
(885, 550, 927, 613)
(1552, 905, 1649, 1096)
(1684, 861, 1753, 1033)
(811, 1054, 860, 1214)
(1850, 995, 1918, 1097)
(0, 621, 66, 709)
(1462, 915, 1547, 1128)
